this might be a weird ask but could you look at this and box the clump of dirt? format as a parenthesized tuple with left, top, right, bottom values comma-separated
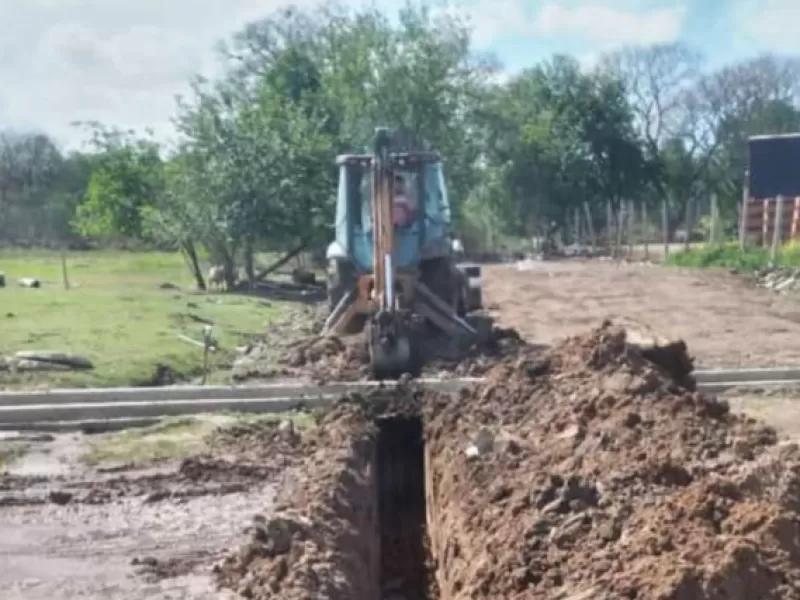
(214, 402, 383, 599)
(425, 321, 800, 599)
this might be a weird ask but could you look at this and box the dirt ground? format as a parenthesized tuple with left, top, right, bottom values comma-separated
(0, 423, 305, 599)
(211, 324, 800, 599)
(5, 324, 800, 599)
(8, 259, 800, 598)
(484, 260, 800, 368)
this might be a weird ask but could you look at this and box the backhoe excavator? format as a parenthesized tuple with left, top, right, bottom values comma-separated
(322, 128, 483, 378)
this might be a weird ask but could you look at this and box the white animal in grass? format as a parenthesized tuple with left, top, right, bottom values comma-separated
(207, 265, 227, 291)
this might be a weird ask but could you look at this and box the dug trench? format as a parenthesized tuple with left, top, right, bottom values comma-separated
(215, 322, 800, 600)
(215, 394, 438, 599)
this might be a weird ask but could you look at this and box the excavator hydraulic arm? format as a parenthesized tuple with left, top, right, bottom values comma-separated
(368, 128, 411, 377)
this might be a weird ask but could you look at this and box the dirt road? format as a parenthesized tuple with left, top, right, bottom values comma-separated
(485, 260, 800, 368)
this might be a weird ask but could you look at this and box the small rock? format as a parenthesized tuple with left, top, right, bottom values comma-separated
(732, 437, 755, 460)
(597, 520, 621, 542)
(558, 423, 586, 442)
(489, 484, 512, 503)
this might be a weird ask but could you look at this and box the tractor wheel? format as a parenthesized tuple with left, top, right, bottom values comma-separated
(420, 257, 459, 312)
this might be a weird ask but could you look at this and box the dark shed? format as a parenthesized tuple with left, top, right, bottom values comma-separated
(748, 133, 800, 199)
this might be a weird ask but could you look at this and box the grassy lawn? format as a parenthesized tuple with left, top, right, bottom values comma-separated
(0, 249, 289, 389)
(666, 241, 800, 270)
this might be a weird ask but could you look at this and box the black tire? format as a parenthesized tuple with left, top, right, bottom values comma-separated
(420, 257, 458, 310)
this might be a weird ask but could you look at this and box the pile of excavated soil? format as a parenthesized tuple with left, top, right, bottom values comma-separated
(214, 400, 382, 599)
(234, 314, 531, 383)
(426, 322, 800, 599)
(216, 321, 800, 600)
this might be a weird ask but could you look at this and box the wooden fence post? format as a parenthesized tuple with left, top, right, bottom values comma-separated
(772, 195, 784, 263)
(583, 201, 596, 253)
(615, 202, 624, 259)
(683, 199, 692, 251)
(627, 199, 634, 258)
(739, 172, 749, 249)
(642, 201, 649, 260)
(709, 193, 719, 246)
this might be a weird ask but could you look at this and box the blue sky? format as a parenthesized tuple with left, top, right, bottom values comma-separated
(0, 0, 798, 146)
(473, 0, 800, 72)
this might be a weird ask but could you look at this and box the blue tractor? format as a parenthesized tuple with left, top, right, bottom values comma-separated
(322, 127, 482, 377)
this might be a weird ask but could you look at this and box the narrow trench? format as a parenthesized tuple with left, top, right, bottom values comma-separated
(376, 415, 434, 600)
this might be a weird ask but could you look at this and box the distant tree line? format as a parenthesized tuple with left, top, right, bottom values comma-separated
(3, 2, 800, 284)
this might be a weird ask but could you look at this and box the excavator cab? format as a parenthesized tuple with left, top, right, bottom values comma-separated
(334, 156, 449, 272)
(324, 128, 481, 378)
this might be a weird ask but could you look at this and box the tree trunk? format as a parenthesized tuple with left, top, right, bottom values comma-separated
(182, 239, 206, 291)
(210, 239, 237, 290)
(244, 237, 256, 287)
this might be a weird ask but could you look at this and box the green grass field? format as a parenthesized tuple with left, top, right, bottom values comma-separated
(0, 250, 288, 389)
(666, 241, 800, 270)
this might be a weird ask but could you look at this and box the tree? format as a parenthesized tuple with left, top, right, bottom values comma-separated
(599, 43, 706, 235)
(0, 131, 78, 245)
(698, 55, 800, 213)
(72, 123, 165, 242)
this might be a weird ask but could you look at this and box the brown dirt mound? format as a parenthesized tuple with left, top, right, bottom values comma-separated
(215, 321, 800, 600)
(213, 403, 381, 599)
(425, 321, 800, 599)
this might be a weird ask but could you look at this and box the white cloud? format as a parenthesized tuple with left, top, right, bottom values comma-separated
(0, 0, 321, 146)
(734, 0, 800, 53)
(533, 2, 687, 46)
(444, 0, 534, 47)
(0, 0, 689, 147)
